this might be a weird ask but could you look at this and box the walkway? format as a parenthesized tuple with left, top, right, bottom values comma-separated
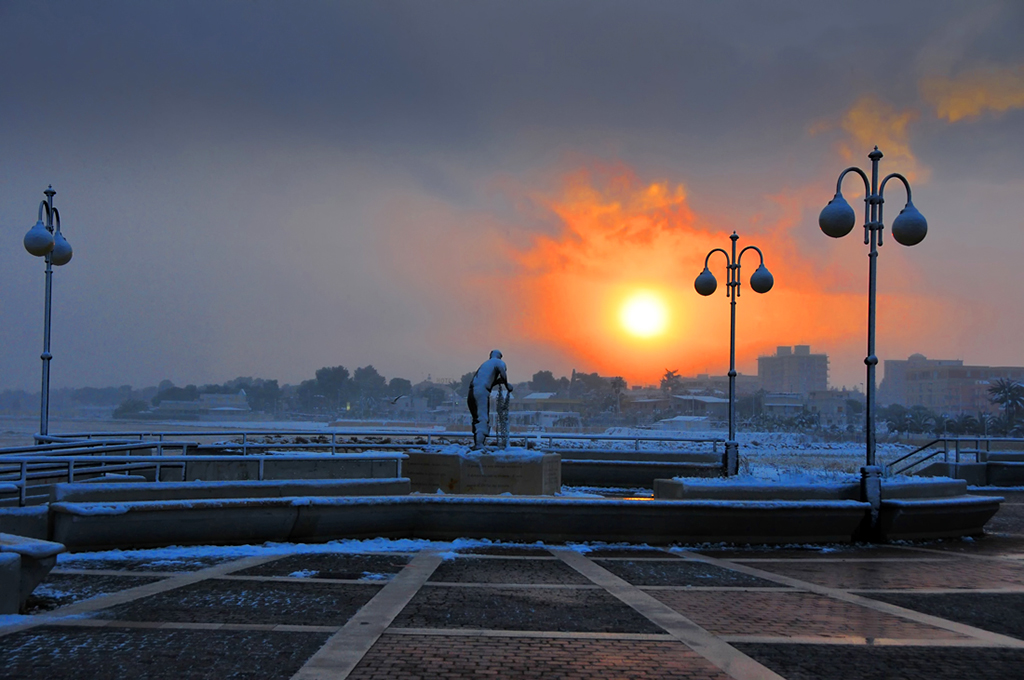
(1, 490, 1023, 679)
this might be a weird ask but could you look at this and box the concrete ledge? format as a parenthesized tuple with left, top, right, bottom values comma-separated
(564, 461, 723, 488)
(987, 462, 1024, 487)
(548, 449, 721, 464)
(0, 533, 65, 610)
(879, 495, 1003, 541)
(405, 450, 560, 495)
(0, 507, 49, 540)
(183, 457, 402, 482)
(881, 478, 968, 499)
(49, 496, 871, 551)
(986, 452, 1024, 463)
(0, 553, 20, 614)
(50, 478, 412, 504)
(653, 479, 860, 501)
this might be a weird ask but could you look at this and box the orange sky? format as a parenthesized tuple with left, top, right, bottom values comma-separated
(497, 162, 949, 386)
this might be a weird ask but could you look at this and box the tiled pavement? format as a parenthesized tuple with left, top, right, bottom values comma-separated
(2, 492, 1024, 679)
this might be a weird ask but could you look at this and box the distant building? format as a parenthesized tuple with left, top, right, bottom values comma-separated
(762, 392, 804, 418)
(879, 354, 1024, 414)
(152, 390, 251, 420)
(806, 388, 863, 428)
(757, 345, 828, 396)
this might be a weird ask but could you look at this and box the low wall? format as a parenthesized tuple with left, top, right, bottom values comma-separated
(50, 478, 412, 504)
(49, 496, 871, 551)
(404, 450, 560, 495)
(181, 457, 402, 482)
(564, 460, 723, 488)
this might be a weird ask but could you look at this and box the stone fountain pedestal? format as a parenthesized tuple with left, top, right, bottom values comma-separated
(405, 446, 560, 495)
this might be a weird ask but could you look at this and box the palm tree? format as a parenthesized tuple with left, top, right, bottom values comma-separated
(952, 413, 978, 436)
(988, 378, 1024, 428)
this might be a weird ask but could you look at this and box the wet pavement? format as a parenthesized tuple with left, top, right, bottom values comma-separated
(2, 490, 1024, 679)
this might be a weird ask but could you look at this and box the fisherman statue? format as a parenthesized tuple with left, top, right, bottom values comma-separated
(467, 349, 513, 449)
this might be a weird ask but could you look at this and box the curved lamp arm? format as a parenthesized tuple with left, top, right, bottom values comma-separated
(703, 248, 731, 297)
(38, 200, 51, 230)
(878, 172, 912, 240)
(837, 167, 871, 245)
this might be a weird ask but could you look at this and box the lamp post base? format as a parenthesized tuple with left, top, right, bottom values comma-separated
(724, 441, 739, 476)
(855, 465, 883, 542)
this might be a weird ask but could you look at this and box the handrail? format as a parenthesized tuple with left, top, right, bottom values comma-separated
(0, 452, 408, 506)
(885, 436, 1024, 476)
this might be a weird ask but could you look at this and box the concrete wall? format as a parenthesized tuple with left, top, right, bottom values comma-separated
(404, 452, 560, 495)
(182, 457, 401, 482)
(50, 496, 872, 550)
(50, 478, 411, 504)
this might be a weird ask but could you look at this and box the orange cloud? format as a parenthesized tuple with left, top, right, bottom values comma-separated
(836, 95, 927, 183)
(921, 65, 1024, 122)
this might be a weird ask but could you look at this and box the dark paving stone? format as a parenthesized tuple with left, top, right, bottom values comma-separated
(735, 643, 1024, 680)
(349, 633, 731, 679)
(393, 586, 662, 633)
(868, 592, 1024, 641)
(693, 545, 919, 560)
(0, 626, 330, 680)
(594, 559, 784, 587)
(986, 504, 1024, 534)
(56, 555, 237, 573)
(585, 548, 680, 558)
(456, 545, 553, 556)
(428, 557, 592, 584)
(95, 580, 381, 626)
(24, 574, 164, 613)
(235, 553, 410, 580)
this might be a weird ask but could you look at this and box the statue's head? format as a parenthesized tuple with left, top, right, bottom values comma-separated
(489, 349, 503, 360)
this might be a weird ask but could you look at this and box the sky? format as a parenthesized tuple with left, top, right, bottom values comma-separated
(1, 0, 1023, 392)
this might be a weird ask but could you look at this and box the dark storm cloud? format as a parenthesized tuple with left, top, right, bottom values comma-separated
(1, 1, 1022, 391)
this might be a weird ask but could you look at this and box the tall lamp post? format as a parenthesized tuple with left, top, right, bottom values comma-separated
(23, 185, 74, 438)
(694, 232, 774, 473)
(818, 147, 927, 471)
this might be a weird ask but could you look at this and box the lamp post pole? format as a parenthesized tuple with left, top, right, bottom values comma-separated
(695, 232, 774, 473)
(23, 185, 74, 438)
(819, 147, 927, 469)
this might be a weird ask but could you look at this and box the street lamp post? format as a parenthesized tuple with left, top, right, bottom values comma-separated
(23, 185, 74, 438)
(694, 232, 774, 474)
(819, 147, 927, 469)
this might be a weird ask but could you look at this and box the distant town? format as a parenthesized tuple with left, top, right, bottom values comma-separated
(1, 345, 1022, 436)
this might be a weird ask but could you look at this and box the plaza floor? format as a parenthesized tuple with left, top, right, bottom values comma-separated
(2, 490, 1023, 679)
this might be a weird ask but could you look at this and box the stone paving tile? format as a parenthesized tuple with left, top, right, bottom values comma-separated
(735, 643, 1024, 680)
(692, 545, 929, 560)
(55, 555, 237, 573)
(868, 592, 1024, 641)
(94, 580, 381, 626)
(392, 585, 663, 633)
(595, 558, 784, 587)
(428, 556, 593, 584)
(348, 633, 733, 679)
(649, 589, 964, 639)
(24, 573, 164, 613)
(0, 626, 330, 680)
(234, 553, 411, 580)
(750, 557, 1024, 589)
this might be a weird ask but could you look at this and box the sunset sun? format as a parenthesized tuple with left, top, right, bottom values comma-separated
(620, 292, 669, 339)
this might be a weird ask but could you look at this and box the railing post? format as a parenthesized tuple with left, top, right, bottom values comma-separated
(332, 433, 337, 455)
(68, 459, 75, 482)
(258, 457, 264, 481)
(243, 433, 248, 456)
(19, 462, 27, 507)
(943, 439, 949, 464)
(955, 439, 961, 465)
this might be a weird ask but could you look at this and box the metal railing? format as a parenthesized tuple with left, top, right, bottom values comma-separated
(46, 429, 727, 456)
(886, 437, 1024, 476)
(0, 451, 407, 507)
